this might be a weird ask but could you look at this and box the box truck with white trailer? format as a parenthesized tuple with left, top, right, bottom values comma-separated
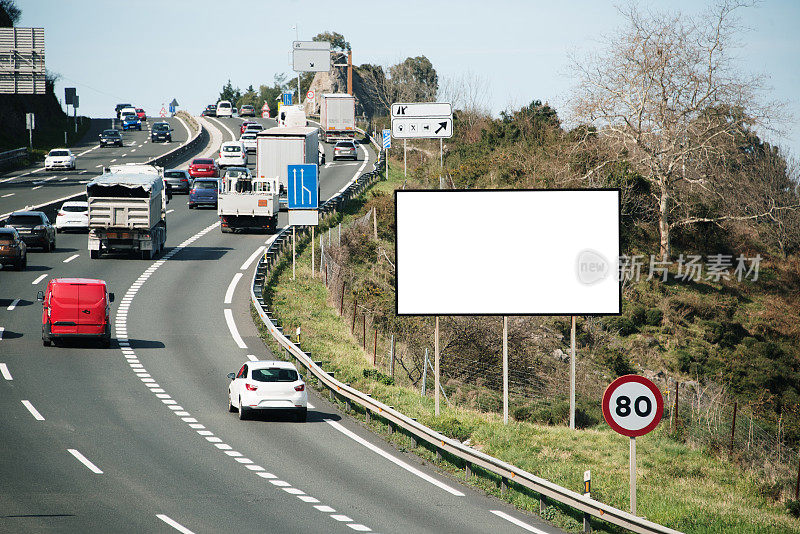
(319, 93, 355, 143)
(87, 164, 168, 260)
(255, 127, 319, 206)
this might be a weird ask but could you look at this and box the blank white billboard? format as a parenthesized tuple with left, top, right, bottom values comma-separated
(395, 190, 621, 315)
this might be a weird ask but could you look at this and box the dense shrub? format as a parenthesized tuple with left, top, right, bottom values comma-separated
(602, 316, 638, 336)
(645, 308, 663, 326)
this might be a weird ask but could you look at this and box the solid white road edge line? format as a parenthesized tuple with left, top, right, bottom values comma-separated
(490, 510, 549, 533)
(224, 308, 247, 349)
(240, 246, 265, 271)
(0, 363, 11, 380)
(324, 419, 465, 497)
(7, 298, 20, 311)
(21, 400, 45, 420)
(156, 514, 196, 534)
(68, 449, 103, 474)
(207, 116, 237, 141)
(224, 273, 243, 304)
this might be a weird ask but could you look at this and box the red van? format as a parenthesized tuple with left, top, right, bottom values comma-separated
(37, 278, 114, 347)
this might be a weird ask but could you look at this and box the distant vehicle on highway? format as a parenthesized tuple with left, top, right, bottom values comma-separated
(243, 123, 264, 135)
(150, 121, 173, 143)
(122, 113, 142, 131)
(99, 129, 123, 147)
(55, 201, 89, 233)
(189, 177, 219, 209)
(239, 104, 256, 117)
(333, 140, 358, 161)
(216, 100, 233, 118)
(202, 104, 217, 117)
(115, 103, 133, 119)
(227, 360, 307, 421)
(135, 108, 147, 121)
(240, 132, 257, 153)
(0, 228, 27, 270)
(119, 106, 137, 119)
(164, 169, 191, 194)
(188, 158, 219, 179)
(217, 141, 247, 168)
(240, 120, 257, 134)
(38, 278, 114, 348)
(3, 211, 56, 251)
(44, 148, 76, 170)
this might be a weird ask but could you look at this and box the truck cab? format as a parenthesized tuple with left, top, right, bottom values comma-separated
(218, 168, 279, 233)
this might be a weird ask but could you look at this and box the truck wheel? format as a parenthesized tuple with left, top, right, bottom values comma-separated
(42, 337, 51, 347)
(221, 226, 232, 233)
(90, 249, 100, 259)
(140, 249, 152, 260)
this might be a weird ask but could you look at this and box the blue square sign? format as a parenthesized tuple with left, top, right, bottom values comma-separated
(282, 92, 293, 106)
(287, 164, 318, 209)
(382, 129, 391, 149)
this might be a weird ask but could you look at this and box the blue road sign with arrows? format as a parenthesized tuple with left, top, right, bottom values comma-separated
(282, 92, 293, 106)
(287, 164, 318, 210)
(382, 129, 391, 149)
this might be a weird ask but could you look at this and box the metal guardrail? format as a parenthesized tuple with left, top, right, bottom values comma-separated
(0, 115, 207, 223)
(248, 146, 683, 534)
(0, 147, 29, 170)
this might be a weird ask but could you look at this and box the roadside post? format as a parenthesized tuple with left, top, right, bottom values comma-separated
(583, 470, 592, 533)
(601, 375, 664, 516)
(287, 163, 319, 281)
(73, 95, 79, 133)
(26, 113, 34, 149)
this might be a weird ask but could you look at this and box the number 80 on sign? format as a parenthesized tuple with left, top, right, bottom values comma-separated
(602, 375, 663, 437)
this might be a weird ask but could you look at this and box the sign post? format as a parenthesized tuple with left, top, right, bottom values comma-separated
(287, 163, 319, 280)
(26, 113, 34, 148)
(601, 375, 664, 516)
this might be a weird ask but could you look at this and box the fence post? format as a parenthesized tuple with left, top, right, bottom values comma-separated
(422, 348, 428, 396)
(795, 454, 800, 500)
(673, 381, 679, 431)
(352, 297, 357, 332)
(390, 334, 395, 379)
(730, 401, 738, 454)
(362, 314, 367, 350)
(373, 328, 378, 366)
(339, 283, 345, 315)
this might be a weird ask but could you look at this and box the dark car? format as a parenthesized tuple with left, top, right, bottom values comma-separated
(164, 169, 191, 194)
(0, 227, 27, 270)
(239, 104, 256, 117)
(202, 104, 217, 117)
(151, 121, 173, 143)
(189, 178, 219, 209)
(333, 140, 358, 161)
(99, 129, 123, 147)
(115, 103, 133, 119)
(3, 211, 56, 251)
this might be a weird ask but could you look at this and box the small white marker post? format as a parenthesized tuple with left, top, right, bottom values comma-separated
(584, 469, 592, 532)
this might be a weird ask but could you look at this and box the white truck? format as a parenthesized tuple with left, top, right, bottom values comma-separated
(255, 126, 319, 202)
(277, 104, 307, 127)
(218, 168, 279, 233)
(319, 93, 355, 143)
(87, 164, 169, 260)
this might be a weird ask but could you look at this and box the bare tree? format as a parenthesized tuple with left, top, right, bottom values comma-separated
(571, 1, 787, 259)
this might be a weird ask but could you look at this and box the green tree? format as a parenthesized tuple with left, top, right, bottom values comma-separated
(0, 0, 21, 27)
(312, 31, 350, 51)
(389, 56, 438, 101)
(218, 79, 241, 103)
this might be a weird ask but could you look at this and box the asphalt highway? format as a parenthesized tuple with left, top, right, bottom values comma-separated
(0, 114, 563, 534)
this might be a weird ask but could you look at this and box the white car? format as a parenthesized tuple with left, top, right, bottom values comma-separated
(216, 100, 233, 118)
(44, 148, 76, 170)
(227, 360, 307, 421)
(240, 132, 257, 153)
(54, 201, 89, 232)
(217, 141, 247, 168)
(244, 123, 264, 135)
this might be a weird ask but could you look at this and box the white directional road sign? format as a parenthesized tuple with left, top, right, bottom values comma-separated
(391, 102, 452, 118)
(293, 40, 331, 72)
(392, 117, 452, 139)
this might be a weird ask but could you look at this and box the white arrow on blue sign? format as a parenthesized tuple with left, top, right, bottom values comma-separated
(382, 129, 391, 149)
(287, 164, 318, 210)
(283, 93, 293, 106)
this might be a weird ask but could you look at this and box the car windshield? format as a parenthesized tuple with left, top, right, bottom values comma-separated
(336, 142, 355, 149)
(193, 159, 214, 165)
(62, 205, 87, 213)
(246, 125, 262, 129)
(153, 124, 169, 131)
(242, 134, 255, 139)
(165, 171, 186, 178)
(218, 103, 231, 108)
(136, 109, 144, 112)
(222, 145, 240, 152)
(102, 130, 119, 136)
(123, 114, 136, 120)
(194, 181, 216, 189)
(49, 150, 69, 156)
(251, 367, 299, 382)
(8, 215, 43, 225)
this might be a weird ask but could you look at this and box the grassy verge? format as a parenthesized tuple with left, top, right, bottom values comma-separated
(253, 166, 800, 534)
(1, 116, 92, 171)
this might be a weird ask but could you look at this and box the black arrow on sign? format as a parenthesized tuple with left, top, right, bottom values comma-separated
(396, 106, 407, 115)
(310, 62, 315, 68)
(435, 121, 448, 134)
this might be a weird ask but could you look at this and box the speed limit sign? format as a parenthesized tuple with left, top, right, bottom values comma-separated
(602, 375, 663, 437)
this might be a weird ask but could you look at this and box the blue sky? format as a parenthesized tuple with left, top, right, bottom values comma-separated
(17, 0, 800, 158)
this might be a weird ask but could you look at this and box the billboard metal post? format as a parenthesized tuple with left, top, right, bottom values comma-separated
(503, 316, 509, 424)
(435, 316, 440, 416)
(570, 315, 576, 429)
(630, 437, 637, 515)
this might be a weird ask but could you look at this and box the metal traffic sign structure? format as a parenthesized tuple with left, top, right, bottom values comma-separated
(292, 40, 331, 72)
(602, 375, 664, 516)
(390, 102, 453, 139)
(287, 163, 320, 281)
(0, 27, 46, 94)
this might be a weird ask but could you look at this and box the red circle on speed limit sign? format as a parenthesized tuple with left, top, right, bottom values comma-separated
(602, 375, 663, 437)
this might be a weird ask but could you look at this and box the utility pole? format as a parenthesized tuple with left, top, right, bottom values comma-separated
(347, 50, 353, 95)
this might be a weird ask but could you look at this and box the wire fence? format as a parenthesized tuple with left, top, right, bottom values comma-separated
(315, 207, 799, 497)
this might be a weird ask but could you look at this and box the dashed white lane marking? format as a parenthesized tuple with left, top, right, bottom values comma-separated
(224, 308, 247, 349)
(0, 363, 11, 379)
(156, 514, 196, 534)
(315, 505, 336, 512)
(325, 419, 465, 497)
(77, 145, 100, 157)
(110, 159, 117, 163)
(121, 153, 128, 157)
(63, 254, 79, 263)
(167, 209, 174, 214)
(490, 510, 549, 533)
(59, 176, 69, 181)
(224, 273, 243, 304)
(1, 193, 13, 197)
(240, 246, 265, 270)
(67, 449, 103, 474)
(131, 148, 136, 153)
(31, 185, 42, 190)
(32, 274, 47, 284)
(7, 298, 20, 311)
(95, 164, 103, 168)
(246, 354, 258, 362)
(79, 170, 88, 174)
(21, 400, 45, 420)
